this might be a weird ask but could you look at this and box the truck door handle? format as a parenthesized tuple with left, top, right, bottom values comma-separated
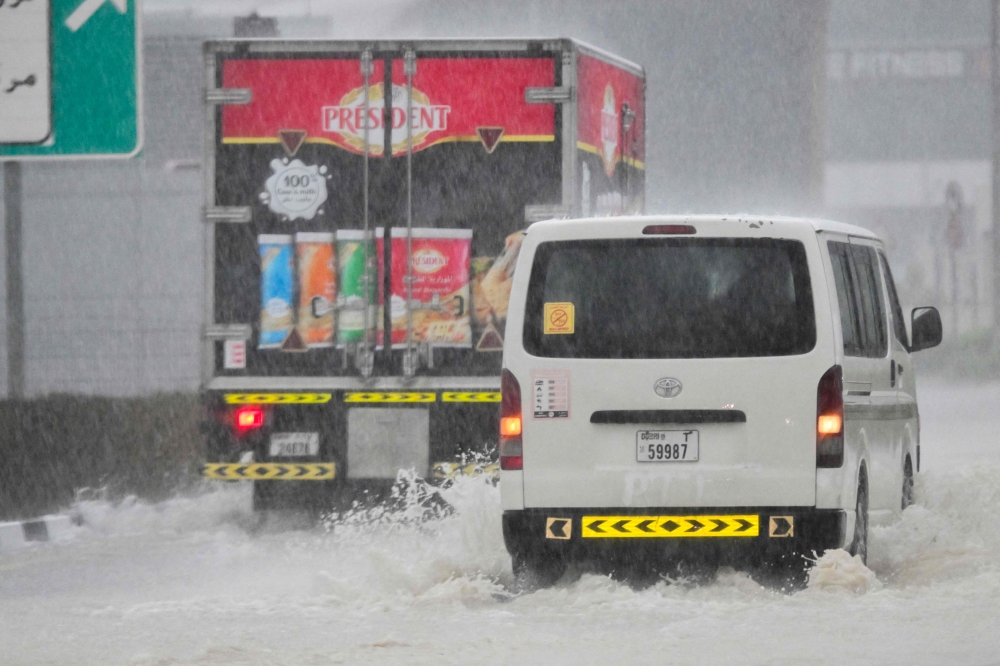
(890, 359, 896, 387)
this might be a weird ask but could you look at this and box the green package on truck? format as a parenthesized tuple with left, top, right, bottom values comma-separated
(336, 228, 383, 347)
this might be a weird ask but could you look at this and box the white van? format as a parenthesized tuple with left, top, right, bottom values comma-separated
(500, 215, 942, 581)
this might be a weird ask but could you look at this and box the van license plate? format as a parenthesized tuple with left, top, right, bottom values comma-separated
(269, 433, 319, 457)
(636, 430, 699, 462)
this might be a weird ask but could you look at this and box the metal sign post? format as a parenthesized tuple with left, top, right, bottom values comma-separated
(993, 0, 1000, 335)
(4, 164, 24, 398)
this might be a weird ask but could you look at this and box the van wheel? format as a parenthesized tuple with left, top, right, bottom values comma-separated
(850, 471, 869, 565)
(902, 457, 915, 510)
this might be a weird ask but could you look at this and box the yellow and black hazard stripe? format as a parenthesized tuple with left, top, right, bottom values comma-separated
(441, 392, 501, 403)
(202, 463, 336, 481)
(344, 392, 436, 403)
(224, 393, 332, 405)
(431, 461, 500, 481)
(581, 515, 759, 538)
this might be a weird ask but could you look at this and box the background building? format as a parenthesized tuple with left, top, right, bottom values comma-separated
(0, 1, 990, 396)
(825, 0, 993, 335)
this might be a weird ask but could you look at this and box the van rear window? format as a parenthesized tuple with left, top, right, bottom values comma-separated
(522, 238, 816, 359)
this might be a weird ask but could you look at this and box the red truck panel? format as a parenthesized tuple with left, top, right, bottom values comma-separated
(576, 53, 645, 176)
(222, 58, 556, 157)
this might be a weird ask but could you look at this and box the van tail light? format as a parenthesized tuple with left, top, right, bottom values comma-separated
(500, 369, 523, 470)
(642, 224, 696, 235)
(234, 405, 265, 434)
(817, 365, 844, 468)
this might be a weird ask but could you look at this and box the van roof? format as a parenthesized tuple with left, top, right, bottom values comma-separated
(530, 214, 880, 240)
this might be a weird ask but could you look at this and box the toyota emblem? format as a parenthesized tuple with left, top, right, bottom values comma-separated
(654, 377, 682, 398)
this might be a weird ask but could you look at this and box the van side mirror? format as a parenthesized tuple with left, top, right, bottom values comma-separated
(910, 307, 942, 352)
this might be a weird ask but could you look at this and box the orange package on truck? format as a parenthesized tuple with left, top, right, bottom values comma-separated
(296, 232, 336, 348)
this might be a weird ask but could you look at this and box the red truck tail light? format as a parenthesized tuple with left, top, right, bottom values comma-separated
(817, 365, 844, 468)
(234, 405, 264, 433)
(500, 369, 523, 470)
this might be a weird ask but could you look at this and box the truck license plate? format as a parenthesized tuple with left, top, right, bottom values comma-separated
(636, 430, 699, 462)
(269, 433, 319, 457)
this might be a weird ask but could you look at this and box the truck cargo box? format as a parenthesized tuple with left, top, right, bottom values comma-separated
(200, 38, 645, 509)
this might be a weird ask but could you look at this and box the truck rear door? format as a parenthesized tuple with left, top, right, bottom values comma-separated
(211, 44, 564, 379)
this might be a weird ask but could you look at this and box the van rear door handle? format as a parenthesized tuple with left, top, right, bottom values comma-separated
(590, 409, 746, 424)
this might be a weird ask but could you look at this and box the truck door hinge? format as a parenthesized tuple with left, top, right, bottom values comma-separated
(205, 88, 252, 105)
(203, 206, 252, 224)
(203, 324, 252, 341)
(525, 204, 571, 222)
(525, 86, 574, 104)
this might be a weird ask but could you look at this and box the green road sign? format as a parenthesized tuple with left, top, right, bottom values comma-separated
(0, 0, 141, 160)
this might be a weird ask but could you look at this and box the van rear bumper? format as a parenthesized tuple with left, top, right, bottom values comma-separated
(503, 507, 846, 568)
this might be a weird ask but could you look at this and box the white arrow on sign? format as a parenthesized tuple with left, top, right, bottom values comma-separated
(65, 0, 127, 33)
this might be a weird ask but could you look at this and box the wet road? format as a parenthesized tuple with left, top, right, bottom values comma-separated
(1, 378, 999, 665)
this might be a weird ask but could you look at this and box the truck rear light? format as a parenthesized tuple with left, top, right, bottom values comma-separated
(235, 405, 264, 432)
(642, 224, 696, 235)
(817, 365, 844, 468)
(500, 416, 522, 437)
(500, 369, 523, 470)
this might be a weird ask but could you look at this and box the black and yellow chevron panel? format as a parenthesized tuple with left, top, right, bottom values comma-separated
(224, 391, 498, 405)
(441, 392, 501, 403)
(224, 393, 332, 405)
(581, 515, 759, 538)
(202, 463, 336, 481)
(344, 392, 436, 403)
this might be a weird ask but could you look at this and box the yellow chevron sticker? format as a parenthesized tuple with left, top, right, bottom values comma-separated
(431, 461, 500, 481)
(344, 392, 436, 403)
(581, 515, 759, 538)
(224, 393, 332, 405)
(202, 463, 336, 480)
(441, 392, 502, 403)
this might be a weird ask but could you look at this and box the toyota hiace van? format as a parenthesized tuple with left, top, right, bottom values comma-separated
(499, 216, 942, 582)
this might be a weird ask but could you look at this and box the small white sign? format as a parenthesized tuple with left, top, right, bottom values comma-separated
(269, 432, 320, 457)
(223, 339, 246, 369)
(0, 0, 52, 144)
(260, 158, 329, 221)
(532, 370, 570, 418)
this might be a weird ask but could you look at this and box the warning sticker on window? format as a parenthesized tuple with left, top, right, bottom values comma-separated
(543, 302, 575, 334)
(532, 370, 570, 418)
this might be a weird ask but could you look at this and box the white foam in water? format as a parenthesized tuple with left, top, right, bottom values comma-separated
(3, 381, 1000, 664)
(805, 549, 882, 594)
(59, 461, 1000, 604)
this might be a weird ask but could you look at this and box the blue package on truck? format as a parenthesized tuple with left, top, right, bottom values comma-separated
(258, 234, 294, 349)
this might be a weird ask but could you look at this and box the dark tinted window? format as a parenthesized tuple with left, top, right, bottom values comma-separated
(879, 253, 909, 349)
(828, 243, 863, 356)
(828, 241, 888, 358)
(523, 238, 816, 359)
(850, 245, 888, 358)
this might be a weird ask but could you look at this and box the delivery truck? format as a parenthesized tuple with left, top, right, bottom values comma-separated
(199, 38, 646, 511)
